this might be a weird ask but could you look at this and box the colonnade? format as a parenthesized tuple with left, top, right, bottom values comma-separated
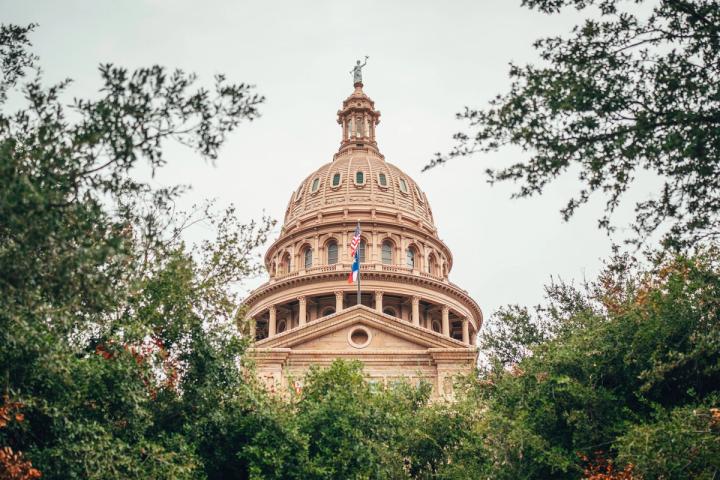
(253, 290, 471, 345)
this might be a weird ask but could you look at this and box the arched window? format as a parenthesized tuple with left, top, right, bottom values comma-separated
(277, 319, 287, 334)
(382, 241, 393, 265)
(310, 178, 320, 193)
(281, 253, 291, 273)
(428, 254, 437, 275)
(383, 307, 397, 317)
(358, 239, 366, 263)
(332, 173, 341, 187)
(406, 248, 415, 268)
(431, 320, 441, 333)
(327, 240, 338, 265)
(355, 171, 365, 185)
(321, 307, 336, 317)
(304, 248, 313, 269)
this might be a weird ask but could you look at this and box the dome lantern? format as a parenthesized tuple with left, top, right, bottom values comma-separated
(336, 83, 381, 156)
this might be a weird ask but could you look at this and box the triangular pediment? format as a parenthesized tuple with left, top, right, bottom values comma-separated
(254, 305, 467, 351)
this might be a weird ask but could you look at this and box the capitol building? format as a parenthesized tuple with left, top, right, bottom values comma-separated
(242, 74, 482, 398)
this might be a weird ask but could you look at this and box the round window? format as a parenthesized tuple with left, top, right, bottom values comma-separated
(347, 326, 372, 349)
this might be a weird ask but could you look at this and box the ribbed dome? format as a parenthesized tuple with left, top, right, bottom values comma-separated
(284, 153, 436, 228)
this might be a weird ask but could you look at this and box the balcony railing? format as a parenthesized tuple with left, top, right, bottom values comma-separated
(272, 262, 446, 282)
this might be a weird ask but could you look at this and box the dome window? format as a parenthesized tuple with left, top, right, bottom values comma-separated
(381, 241, 394, 265)
(377, 172, 388, 188)
(310, 178, 320, 193)
(294, 183, 304, 201)
(327, 240, 338, 265)
(355, 171, 365, 185)
(406, 247, 416, 268)
(428, 253, 438, 276)
(414, 185, 424, 203)
(358, 239, 366, 263)
(398, 178, 409, 194)
(331, 173, 342, 187)
(281, 252, 291, 273)
(303, 248, 313, 269)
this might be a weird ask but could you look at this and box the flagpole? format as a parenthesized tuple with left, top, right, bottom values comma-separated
(356, 222, 361, 306)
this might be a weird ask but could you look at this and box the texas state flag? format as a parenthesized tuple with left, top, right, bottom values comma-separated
(348, 250, 359, 284)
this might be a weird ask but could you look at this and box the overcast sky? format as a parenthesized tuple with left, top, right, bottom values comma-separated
(2, 0, 659, 319)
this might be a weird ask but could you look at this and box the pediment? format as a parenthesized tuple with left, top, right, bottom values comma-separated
(254, 305, 467, 351)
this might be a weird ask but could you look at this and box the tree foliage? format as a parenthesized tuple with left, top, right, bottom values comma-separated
(426, 0, 720, 249)
(0, 22, 272, 479)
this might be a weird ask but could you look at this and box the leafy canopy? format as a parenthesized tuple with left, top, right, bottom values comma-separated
(426, 0, 720, 249)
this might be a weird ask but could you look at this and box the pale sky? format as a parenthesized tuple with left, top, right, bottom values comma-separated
(2, 0, 659, 319)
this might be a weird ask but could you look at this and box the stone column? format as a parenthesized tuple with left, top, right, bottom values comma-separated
(268, 305, 277, 338)
(298, 296, 306, 326)
(442, 306, 450, 336)
(335, 290, 344, 312)
(462, 318, 469, 344)
(249, 317, 256, 340)
(374, 291, 383, 312)
(412, 296, 420, 326)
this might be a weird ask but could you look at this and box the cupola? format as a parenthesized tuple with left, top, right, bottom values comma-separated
(336, 82, 381, 156)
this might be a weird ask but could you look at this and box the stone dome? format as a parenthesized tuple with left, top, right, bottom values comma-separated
(284, 154, 436, 230)
(242, 78, 482, 399)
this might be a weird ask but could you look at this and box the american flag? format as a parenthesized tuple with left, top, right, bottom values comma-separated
(349, 223, 361, 258)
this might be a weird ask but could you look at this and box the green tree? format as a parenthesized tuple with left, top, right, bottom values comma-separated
(427, 0, 720, 249)
(0, 22, 273, 479)
(450, 247, 720, 479)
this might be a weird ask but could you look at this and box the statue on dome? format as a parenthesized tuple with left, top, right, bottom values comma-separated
(350, 56, 369, 85)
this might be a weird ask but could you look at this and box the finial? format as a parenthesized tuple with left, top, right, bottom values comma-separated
(350, 56, 369, 86)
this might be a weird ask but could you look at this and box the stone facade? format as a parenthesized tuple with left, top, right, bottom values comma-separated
(242, 81, 482, 399)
